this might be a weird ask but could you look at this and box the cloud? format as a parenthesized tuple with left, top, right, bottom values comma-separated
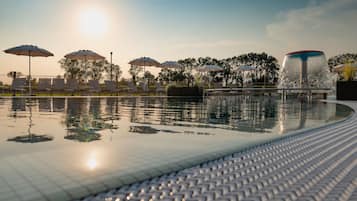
(266, 0, 357, 54)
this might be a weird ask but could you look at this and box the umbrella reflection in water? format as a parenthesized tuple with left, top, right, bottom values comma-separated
(8, 99, 53, 143)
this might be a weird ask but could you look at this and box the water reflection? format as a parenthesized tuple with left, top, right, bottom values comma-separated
(3, 96, 352, 143)
(53, 98, 65, 112)
(64, 98, 110, 142)
(7, 134, 53, 143)
(38, 98, 51, 112)
(86, 152, 99, 171)
(8, 99, 54, 143)
(129, 126, 159, 134)
(9, 98, 26, 119)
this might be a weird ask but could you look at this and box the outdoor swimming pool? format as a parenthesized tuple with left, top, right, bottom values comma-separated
(0, 96, 352, 201)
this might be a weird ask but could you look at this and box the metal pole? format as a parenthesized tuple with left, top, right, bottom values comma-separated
(264, 69, 267, 88)
(301, 59, 308, 88)
(110, 52, 113, 81)
(28, 54, 32, 96)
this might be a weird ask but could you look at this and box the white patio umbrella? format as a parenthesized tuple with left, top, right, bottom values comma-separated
(160, 61, 183, 83)
(196, 64, 223, 72)
(4, 45, 54, 95)
(160, 61, 183, 69)
(129, 57, 160, 85)
(196, 65, 223, 88)
(237, 65, 256, 87)
(129, 57, 160, 72)
(64, 50, 105, 60)
(64, 50, 105, 80)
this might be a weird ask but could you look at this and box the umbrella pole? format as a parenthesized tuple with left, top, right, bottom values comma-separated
(110, 52, 113, 81)
(28, 55, 32, 96)
(28, 102, 32, 137)
(144, 65, 147, 89)
(208, 72, 211, 88)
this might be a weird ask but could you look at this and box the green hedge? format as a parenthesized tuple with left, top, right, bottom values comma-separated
(167, 86, 203, 96)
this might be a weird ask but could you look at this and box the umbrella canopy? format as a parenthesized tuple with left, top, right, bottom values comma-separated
(65, 50, 105, 60)
(160, 61, 183, 69)
(333, 63, 357, 72)
(4, 45, 54, 57)
(237, 65, 256, 71)
(196, 65, 223, 72)
(129, 57, 160, 67)
(196, 65, 223, 88)
(4, 45, 54, 95)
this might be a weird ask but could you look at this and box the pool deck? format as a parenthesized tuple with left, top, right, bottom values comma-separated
(83, 99, 357, 201)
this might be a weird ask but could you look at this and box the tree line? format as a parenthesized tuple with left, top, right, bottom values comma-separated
(134, 52, 280, 86)
(6, 53, 357, 86)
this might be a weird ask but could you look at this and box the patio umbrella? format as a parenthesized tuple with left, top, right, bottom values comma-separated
(236, 66, 257, 87)
(196, 64, 223, 72)
(196, 65, 223, 88)
(160, 61, 183, 83)
(4, 45, 54, 95)
(65, 50, 105, 80)
(129, 57, 160, 72)
(129, 57, 160, 85)
(160, 61, 183, 69)
(333, 63, 357, 72)
(64, 50, 105, 60)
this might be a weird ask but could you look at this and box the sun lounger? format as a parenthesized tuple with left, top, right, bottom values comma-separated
(11, 78, 26, 95)
(88, 80, 101, 93)
(105, 80, 120, 93)
(38, 78, 52, 91)
(65, 79, 79, 94)
(52, 78, 65, 91)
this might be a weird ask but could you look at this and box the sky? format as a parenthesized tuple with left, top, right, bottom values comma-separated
(0, 0, 356, 79)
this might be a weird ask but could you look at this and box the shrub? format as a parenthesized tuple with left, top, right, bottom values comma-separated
(343, 63, 355, 81)
(167, 86, 203, 96)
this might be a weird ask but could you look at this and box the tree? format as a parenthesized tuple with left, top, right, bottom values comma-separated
(7, 71, 23, 80)
(59, 58, 83, 80)
(59, 58, 109, 82)
(157, 69, 173, 82)
(104, 64, 122, 83)
(328, 53, 357, 71)
(87, 60, 106, 80)
(129, 65, 143, 84)
(178, 58, 197, 86)
(144, 71, 155, 86)
(195, 57, 223, 85)
(220, 58, 234, 86)
(228, 52, 279, 84)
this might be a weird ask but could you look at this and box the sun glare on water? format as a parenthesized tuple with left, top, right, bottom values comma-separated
(86, 151, 99, 171)
(79, 8, 108, 37)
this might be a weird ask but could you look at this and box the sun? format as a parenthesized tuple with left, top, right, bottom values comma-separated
(79, 8, 108, 37)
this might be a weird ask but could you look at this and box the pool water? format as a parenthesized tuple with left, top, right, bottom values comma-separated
(0, 96, 352, 201)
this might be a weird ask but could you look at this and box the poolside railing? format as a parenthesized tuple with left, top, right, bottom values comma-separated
(203, 87, 331, 101)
